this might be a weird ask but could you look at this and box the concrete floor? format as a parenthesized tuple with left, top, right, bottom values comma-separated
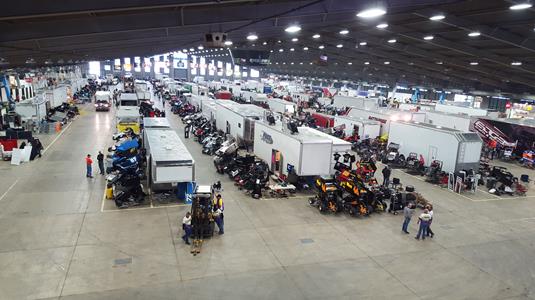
(0, 97, 534, 300)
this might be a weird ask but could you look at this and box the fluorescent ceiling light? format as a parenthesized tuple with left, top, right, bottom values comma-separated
(510, 3, 532, 10)
(384, 61, 390, 65)
(318, 45, 325, 49)
(339, 29, 349, 35)
(364, 61, 370, 65)
(468, 31, 481, 37)
(270, 50, 273, 53)
(429, 14, 445, 21)
(376, 23, 388, 29)
(246, 34, 258, 41)
(290, 48, 295, 51)
(357, 8, 386, 18)
(347, 62, 353, 65)
(303, 47, 309, 50)
(511, 61, 522, 66)
(423, 35, 434, 40)
(290, 62, 294, 65)
(285, 25, 302, 33)
(224, 40, 233, 46)
(470, 62, 479, 65)
(336, 44, 343, 48)
(312, 34, 321, 39)
(291, 38, 298, 42)
(300, 62, 303, 65)
(388, 39, 397, 43)
(279, 48, 284, 52)
(309, 62, 313, 65)
(359, 41, 368, 46)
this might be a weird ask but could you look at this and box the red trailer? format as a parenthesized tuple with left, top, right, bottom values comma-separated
(215, 91, 232, 100)
(312, 113, 334, 128)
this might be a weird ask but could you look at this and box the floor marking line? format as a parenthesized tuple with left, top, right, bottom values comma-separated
(101, 203, 189, 212)
(42, 121, 74, 154)
(0, 178, 19, 202)
(100, 186, 107, 212)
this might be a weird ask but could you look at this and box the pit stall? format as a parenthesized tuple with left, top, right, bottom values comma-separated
(388, 120, 483, 173)
(346, 107, 426, 135)
(144, 128, 195, 202)
(253, 120, 350, 177)
(333, 115, 381, 139)
(215, 101, 266, 146)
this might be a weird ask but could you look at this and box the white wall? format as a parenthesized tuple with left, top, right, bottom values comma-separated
(215, 104, 246, 139)
(254, 122, 302, 176)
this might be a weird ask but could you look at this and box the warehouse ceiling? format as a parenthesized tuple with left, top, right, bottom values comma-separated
(1, 0, 535, 94)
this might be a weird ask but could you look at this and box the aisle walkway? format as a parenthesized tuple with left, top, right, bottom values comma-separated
(0, 98, 534, 299)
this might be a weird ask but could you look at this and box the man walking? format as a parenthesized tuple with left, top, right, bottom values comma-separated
(402, 203, 414, 234)
(415, 208, 432, 240)
(97, 151, 105, 175)
(382, 165, 391, 187)
(85, 154, 93, 178)
(213, 194, 224, 235)
(181, 212, 192, 245)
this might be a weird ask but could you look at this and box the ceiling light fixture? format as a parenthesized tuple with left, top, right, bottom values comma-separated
(263, 41, 267, 45)
(290, 48, 295, 51)
(336, 44, 343, 48)
(347, 62, 353, 65)
(318, 45, 325, 49)
(359, 41, 368, 46)
(224, 41, 233, 46)
(189, 48, 195, 51)
(247, 34, 258, 41)
(468, 31, 481, 37)
(388, 39, 397, 43)
(198, 45, 204, 50)
(312, 34, 321, 39)
(364, 61, 370, 65)
(303, 47, 309, 50)
(436, 61, 443, 65)
(357, 8, 387, 18)
(279, 48, 284, 52)
(510, 2, 533, 10)
(384, 61, 390, 64)
(423, 35, 434, 40)
(376, 23, 388, 29)
(292, 38, 298, 42)
(429, 14, 445, 21)
(511, 61, 523, 66)
(339, 29, 349, 35)
(470, 61, 479, 65)
(285, 25, 302, 33)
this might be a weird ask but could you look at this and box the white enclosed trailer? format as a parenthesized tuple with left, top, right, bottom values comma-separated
(333, 115, 381, 139)
(215, 101, 266, 144)
(119, 93, 139, 107)
(434, 103, 487, 116)
(346, 107, 426, 135)
(134, 80, 151, 100)
(143, 117, 170, 129)
(253, 121, 349, 177)
(388, 121, 483, 173)
(188, 94, 212, 109)
(144, 128, 195, 190)
(201, 99, 217, 121)
(269, 98, 297, 114)
(332, 95, 379, 110)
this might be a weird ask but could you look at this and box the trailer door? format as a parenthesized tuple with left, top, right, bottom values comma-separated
(428, 146, 438, 164)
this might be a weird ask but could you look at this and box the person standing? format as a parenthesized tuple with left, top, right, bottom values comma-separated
(382, 165, 391, 187)
(402, 203, 414, 234)
(181, 212, 192, 245)
(97, 151, 105, 175)
(213, 194, 224, 235)
(426, 204, 435, 238)
(85, 154, 93, 178)
(415, 209, 432, 240)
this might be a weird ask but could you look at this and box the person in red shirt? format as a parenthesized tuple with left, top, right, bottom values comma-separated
(85, 154, 93, 178)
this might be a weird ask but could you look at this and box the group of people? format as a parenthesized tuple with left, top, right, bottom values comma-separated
(85, 151, 105, 178)
(402, 203, 435, 240)
(180, 193, 225, 245)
